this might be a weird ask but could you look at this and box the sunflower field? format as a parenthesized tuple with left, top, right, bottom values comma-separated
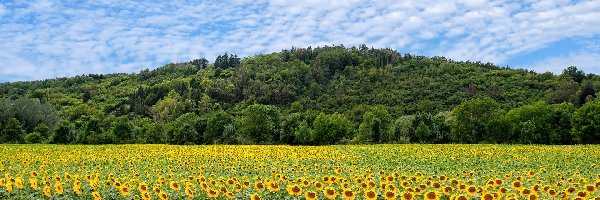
(0, 144, 599, 200)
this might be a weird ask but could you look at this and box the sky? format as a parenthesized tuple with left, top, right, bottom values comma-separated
(0, 0, 599, 83)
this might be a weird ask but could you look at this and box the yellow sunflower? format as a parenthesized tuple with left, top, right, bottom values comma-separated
(384, 190, 396, 200)
(342, 189, 355, 200)
(324, 187, 338, 199)
(424, 191, 439, 200)
(170, 181, 180, 191)
(305, 190, 318, 200)
(250, 193, 261, 200)
(207, 188, 219, 198)
(365, 190, 377, 200)
(287, 184, 302, 196)
(401, 192, 415, 200)
(92, 191, 102, 200)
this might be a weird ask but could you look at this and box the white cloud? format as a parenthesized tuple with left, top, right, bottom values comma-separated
(1, 0, 600, 82)
(0, 4, 7, 16)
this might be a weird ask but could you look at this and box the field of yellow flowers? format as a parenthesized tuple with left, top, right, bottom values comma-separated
(0, 144, 599, 200)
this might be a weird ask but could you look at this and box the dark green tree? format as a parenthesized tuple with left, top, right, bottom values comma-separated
(239, 104, 281, 143)
(205, 110, 235, 144)
(450, 97, 501, 143)
(1, 118, 25, 143)
(110, 116, 134, 143)
(312, 113, 352, 145)
(572, 100, 600, 144)
(167, 113, 203, 145)
(51, 121, 74, 144)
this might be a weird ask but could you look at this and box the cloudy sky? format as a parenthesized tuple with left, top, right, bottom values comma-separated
(1, 0, 599, 82)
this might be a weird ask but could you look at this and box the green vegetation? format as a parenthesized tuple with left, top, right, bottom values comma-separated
(1, 45, 599, 144)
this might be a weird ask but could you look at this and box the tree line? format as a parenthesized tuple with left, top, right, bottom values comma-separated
(0, 45, 599, 145)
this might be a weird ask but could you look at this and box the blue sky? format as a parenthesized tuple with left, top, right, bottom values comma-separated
(1, 0, 599, 82)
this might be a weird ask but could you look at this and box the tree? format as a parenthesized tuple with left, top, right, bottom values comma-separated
(294, 121, 314, 145)
(578, 84, 596, 107)
(280, 113, 302, 144)
(354, 106, 393, 144)
(190, 58, 209, 69)
(561, 66, 585, 83)
(450, 97, 501, 143)
(312, 113, 352, 145)
(110, 116, 134, 143)
(506, 101, 560, 144)
(150, 91, 189, 122)
(205, 111, 235, 144)
(239, 104, 281, 144)
(572, 100, 600, 144)
(414, 122, 431, 144)
(1, 118, 25, 143)
(167, 113, 203, 145)
(51, 121, 74, 144)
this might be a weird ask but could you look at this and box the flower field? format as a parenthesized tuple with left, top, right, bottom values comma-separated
(0, 145, 599, 200)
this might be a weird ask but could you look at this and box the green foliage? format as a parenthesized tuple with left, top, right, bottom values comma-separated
(110, 116, 134, 143)
(571, 100, 600, 144)
(167, 113, 204, 145)
(205, 110, 236, 144)
(451, 97, 502, 143)
(239, 104, 281, 144)
(2, 45, 600, 144)
(51, 121, 74, 144)
(312, 113, 352, 145)
(1, 118, 25, 143)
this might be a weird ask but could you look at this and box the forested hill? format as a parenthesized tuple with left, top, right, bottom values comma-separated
(1, 45, 599, 145)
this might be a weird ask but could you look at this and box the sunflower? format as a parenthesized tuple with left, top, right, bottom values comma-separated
(43, 185, 52, 197)
(185, 188, 194, 198)
(566, 186, 577, 195)
(466, 185, 478, 196)
(92, 191, 102, 200)
(400, 192, 415, 200)
(225, 191, 235, 199)
(138, 182, 149, 193)
(527, 192, 539, 200)
(287, 184, 302, 196)
(120, 185, 131, 196)
(384, 190, 396, 200)
(305, 190, 318, 200)
(74, 185, 83, 196)
(254, 181, 265, 190)
(451, 194, 468, 200)
(207, 188, 219, 198)
(142, 192, 152, 200)
(14, 178, 24, 189)
(342, 189, 355, 200)
(170, 181, 180, 191)
(55, 182, 64, 194)
(365, 190, 377, 200)
(443, 186, 453, 195)
(268, 181, 280, 192)
(250, 193, 261, 200)
(584, 184, 597, 193)
(576, 191, 589, 198)
(314, 181, 324, 190)
(481, 192, 495, 200)
(424, 191, 439, 200)
(29, 178, 38, 190)
(547, 188, 558, 197)
(159, 191, 169, 200)
(505, 193, 518, 200)
(324, 187, 338, 199)
(511, 181, 523, 190)
(519, 188, 532, 197)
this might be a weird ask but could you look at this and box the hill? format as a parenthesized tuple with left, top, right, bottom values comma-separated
(1, 45, 599, 145)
